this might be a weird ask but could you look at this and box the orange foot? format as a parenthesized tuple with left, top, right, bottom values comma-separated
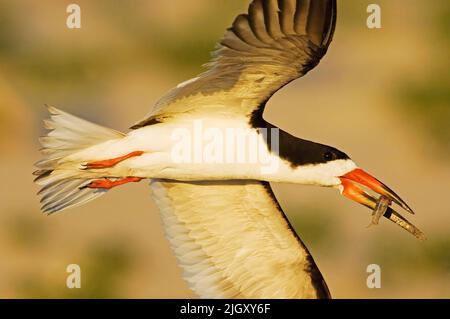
(83, 151, 144, 169)
(84, 177, 143, 190)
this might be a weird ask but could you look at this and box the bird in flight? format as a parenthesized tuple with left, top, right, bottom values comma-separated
(34, 0, 424, 298)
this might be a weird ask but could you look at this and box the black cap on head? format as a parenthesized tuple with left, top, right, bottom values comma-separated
(253, 120, 350, 167)
(275, 129, 350, 167)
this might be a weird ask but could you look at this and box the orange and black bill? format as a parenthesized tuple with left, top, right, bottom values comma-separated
(339, 168, 425, 240)
(341, 168, 414, 214)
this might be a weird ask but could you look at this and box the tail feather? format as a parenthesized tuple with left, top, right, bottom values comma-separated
(34, 106, 125, 214)
(41, 183, 106, 214)
(35, 106, 124, 170)
(40, 178, 92, 204)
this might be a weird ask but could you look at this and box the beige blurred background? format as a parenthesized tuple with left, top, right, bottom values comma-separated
(0, 0, 449, 298)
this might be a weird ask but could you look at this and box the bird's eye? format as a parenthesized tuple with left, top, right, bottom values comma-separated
(323, 152, 334, 161)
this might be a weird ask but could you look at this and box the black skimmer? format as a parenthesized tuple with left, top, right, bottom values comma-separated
(34, 0, 424, 298)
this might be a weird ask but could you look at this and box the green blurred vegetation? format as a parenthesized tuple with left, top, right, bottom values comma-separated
(65, 240, 135, 298)
(90, 1, 244, 75)
(5, 211, 48, 249)
(369, 232, 450, 287)
(0, 3, 15, 54)
(15, 238, 136, 298)
(1, 1, 244, 91)
(5, 209, 137, 298)
(289, 205, 341, 250)
(396, 0, 450, 152)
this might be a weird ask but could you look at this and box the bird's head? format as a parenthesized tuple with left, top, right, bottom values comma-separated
(289, 142, 414, 215)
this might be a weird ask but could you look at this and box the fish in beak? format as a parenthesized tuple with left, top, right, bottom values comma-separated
(339, 168, 425, 240)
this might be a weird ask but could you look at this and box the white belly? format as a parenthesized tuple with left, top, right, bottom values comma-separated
(120, 117, 288, 181)
(63, 116, 354, 186)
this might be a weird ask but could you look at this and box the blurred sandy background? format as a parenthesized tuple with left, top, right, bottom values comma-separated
(0, 0, 449, 298)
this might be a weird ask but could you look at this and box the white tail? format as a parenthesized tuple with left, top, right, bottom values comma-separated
(34, 106, 125, 214)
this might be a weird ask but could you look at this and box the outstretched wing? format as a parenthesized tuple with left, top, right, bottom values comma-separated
(150, 179, 330, 299)
(132, 0, 337, 128)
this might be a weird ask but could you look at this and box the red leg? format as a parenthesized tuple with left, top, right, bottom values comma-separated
(84, 151, 144, 169)
(85, 177, 143, 189)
